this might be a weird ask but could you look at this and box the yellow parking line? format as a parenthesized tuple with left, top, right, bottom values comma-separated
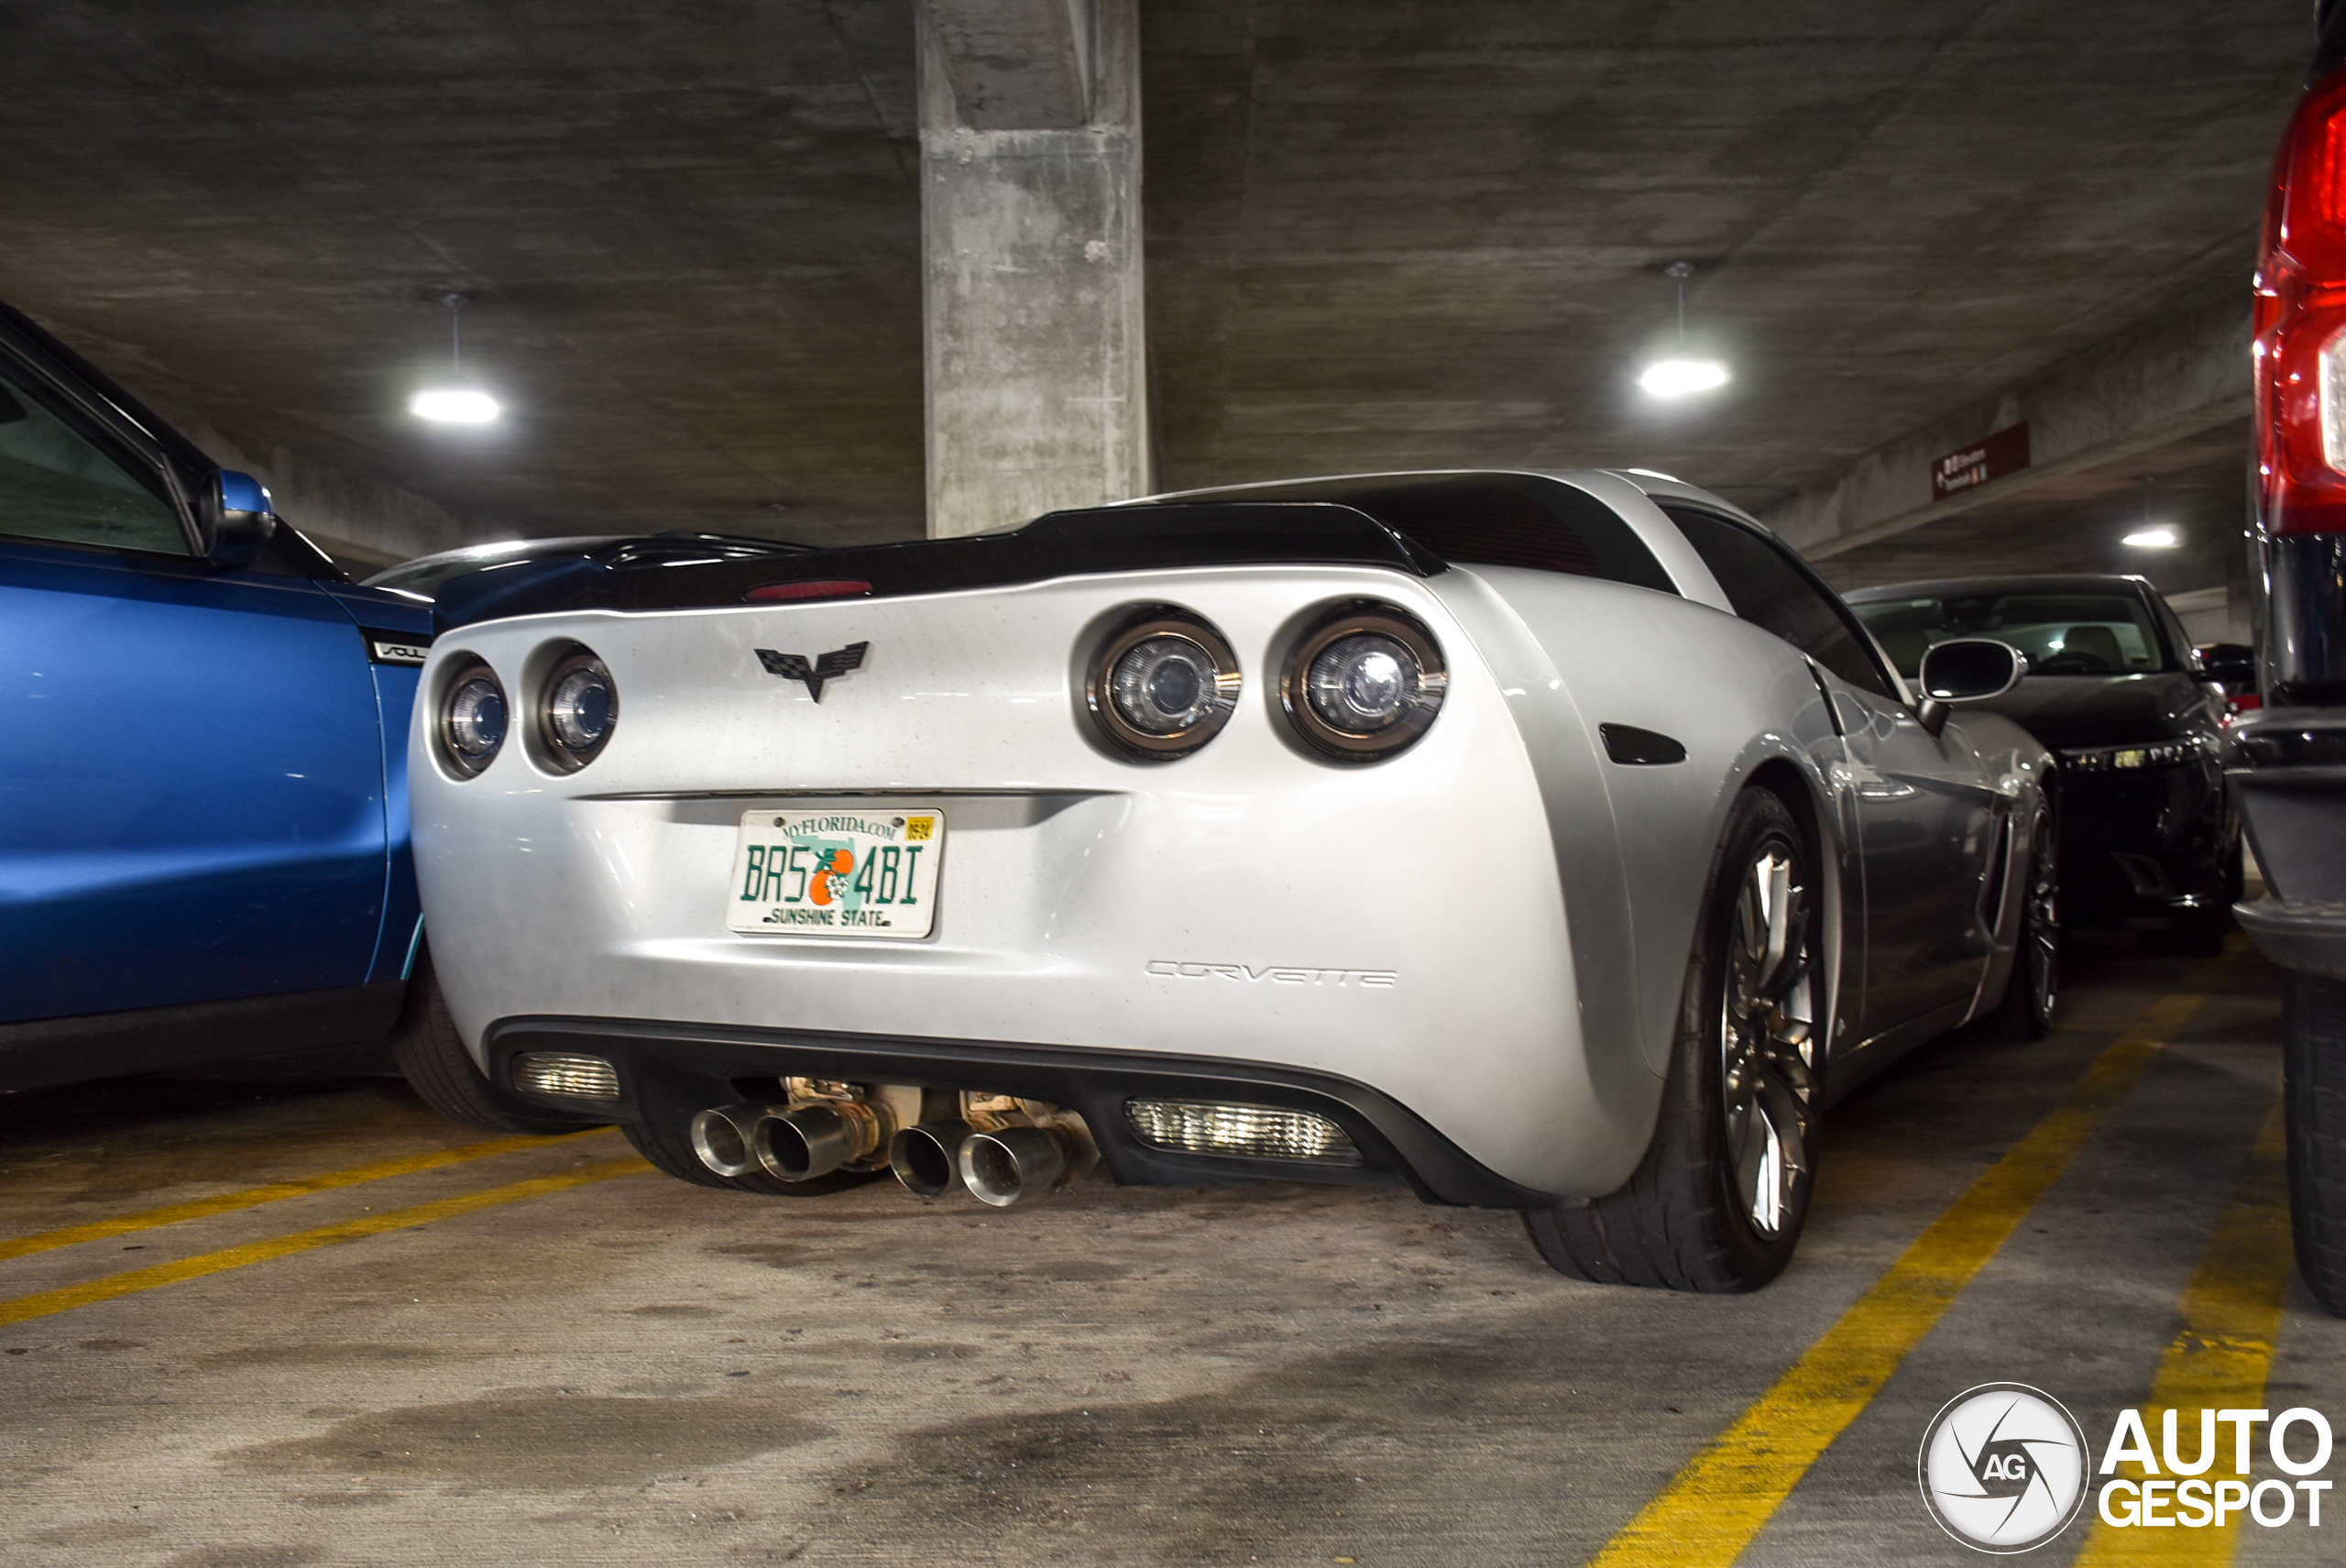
(0, 1128, 614, 1262)
(2071, 1088, 2293, 1566)
(1586, 954, 2235, 1568)
(0, 1154, 652, 1329)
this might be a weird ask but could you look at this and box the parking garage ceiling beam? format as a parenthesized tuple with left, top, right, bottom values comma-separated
(921, 0, 1150, 538)
(1767, 280, 2252, 562)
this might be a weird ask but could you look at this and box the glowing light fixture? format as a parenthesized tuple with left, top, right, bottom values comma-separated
(2122, 475, 2176, 548)
(1638, 261, 1731, 400)
(411, 292, 501, 424)
(411, 388, 500, 423)
(1639, 359, 1731, 397)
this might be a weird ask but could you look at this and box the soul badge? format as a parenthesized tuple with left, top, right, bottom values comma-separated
(1918, 1384, 2090, 1553)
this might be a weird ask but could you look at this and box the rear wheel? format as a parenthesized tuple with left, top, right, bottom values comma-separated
(2285, 972, 2346, 1316)
(388, 956, 594, 1135)
(1524, 788, 1825, 1291)
(1983, 807, 2059, 1041)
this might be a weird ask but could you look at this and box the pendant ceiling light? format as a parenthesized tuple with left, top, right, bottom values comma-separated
(2122, 475, 2178, 548)
(411, 292, 500, 424)
(1638, 261, 1731, 399)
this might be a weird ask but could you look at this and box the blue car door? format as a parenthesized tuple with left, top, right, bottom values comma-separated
(0, 348, 389, 1021)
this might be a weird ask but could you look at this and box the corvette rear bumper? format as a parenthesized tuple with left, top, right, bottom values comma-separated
(486, 1014, 1559, 1209)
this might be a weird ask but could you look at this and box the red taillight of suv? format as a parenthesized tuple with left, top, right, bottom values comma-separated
(2258, 67, 2346, 536)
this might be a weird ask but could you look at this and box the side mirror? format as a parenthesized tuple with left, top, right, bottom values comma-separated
(2196, 641, 2257, 691)
(1919, 637, 2026, 706)
(199, 469, 278, 569)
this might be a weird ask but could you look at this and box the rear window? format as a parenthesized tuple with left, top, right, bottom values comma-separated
(1662, 504, 1896, 697)
(1850, 591, 2174, 676)
(1211, 473, 1678, 594)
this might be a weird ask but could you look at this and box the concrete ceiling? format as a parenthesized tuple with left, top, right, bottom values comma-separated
(1807, 417, 2253, 598)
(0, 2, 2313, 568)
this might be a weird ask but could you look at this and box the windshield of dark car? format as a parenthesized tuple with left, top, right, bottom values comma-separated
(1850, 591, 2174, 677)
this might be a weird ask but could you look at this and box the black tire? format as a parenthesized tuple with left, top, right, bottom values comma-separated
(1983, 806, 2059, 1041)
(620, 1099, 883, 1197)
(1523, 787, 1825, 1292)
(388, 956, 594, 1135)
(2285, 972, 2346, 1317)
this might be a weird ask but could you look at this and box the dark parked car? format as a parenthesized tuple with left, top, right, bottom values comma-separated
(1847, 575, 2239, 953)
(0, 300, 460, 1093)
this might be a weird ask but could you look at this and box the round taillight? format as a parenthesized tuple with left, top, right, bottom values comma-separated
(1282, 605, 1446, 761)
(537, 648, 617, 773)
(1085, 609, 1241, 760)
(438, 659, 509, 778)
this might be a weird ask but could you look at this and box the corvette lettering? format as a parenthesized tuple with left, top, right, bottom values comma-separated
(1146, 960, 1395, 988)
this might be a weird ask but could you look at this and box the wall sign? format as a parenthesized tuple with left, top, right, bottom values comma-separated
(1932, 422, 2031, 500)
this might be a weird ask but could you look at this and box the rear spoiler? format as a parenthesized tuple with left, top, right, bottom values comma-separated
(433, 502, 1443, 632)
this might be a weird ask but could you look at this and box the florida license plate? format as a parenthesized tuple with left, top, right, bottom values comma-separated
(726, 808, 943, 938)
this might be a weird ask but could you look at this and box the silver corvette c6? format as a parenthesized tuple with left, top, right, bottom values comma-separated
(402, 470, 2056, 1292)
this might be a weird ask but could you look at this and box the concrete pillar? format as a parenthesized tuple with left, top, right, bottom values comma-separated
(919, 0, 1149, 539)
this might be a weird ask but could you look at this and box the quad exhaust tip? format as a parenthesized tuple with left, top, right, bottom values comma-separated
(689, 1103, 777, 1179)
(889, 1118, 975, 1199)
(690, 1100, 886, 1182)
(693, 1099, 1088, 1205)
(754, 1100, 883, 1181)
(959, 1124, 1073, 1208)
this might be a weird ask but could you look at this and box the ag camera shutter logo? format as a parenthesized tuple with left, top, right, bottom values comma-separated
(1918, 1384, 2090, 1552)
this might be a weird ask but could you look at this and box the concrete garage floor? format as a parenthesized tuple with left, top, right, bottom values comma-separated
(0, 941, 2334, 1567)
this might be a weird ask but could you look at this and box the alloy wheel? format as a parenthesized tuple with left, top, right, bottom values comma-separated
(1718, 839, 1822, 1237)
(2020, 816, 2059, 1022)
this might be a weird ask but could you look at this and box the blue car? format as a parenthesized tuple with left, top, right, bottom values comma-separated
(0, 298, 559, 1124)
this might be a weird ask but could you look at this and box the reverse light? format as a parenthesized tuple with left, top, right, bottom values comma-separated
(1084, 609, 1241, 760)
(1124, 1100, 1362, 1165)
(512, 1052, 619, 1102)
(1281, 604, 1447, 762)
(438, 659, 509, 778)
